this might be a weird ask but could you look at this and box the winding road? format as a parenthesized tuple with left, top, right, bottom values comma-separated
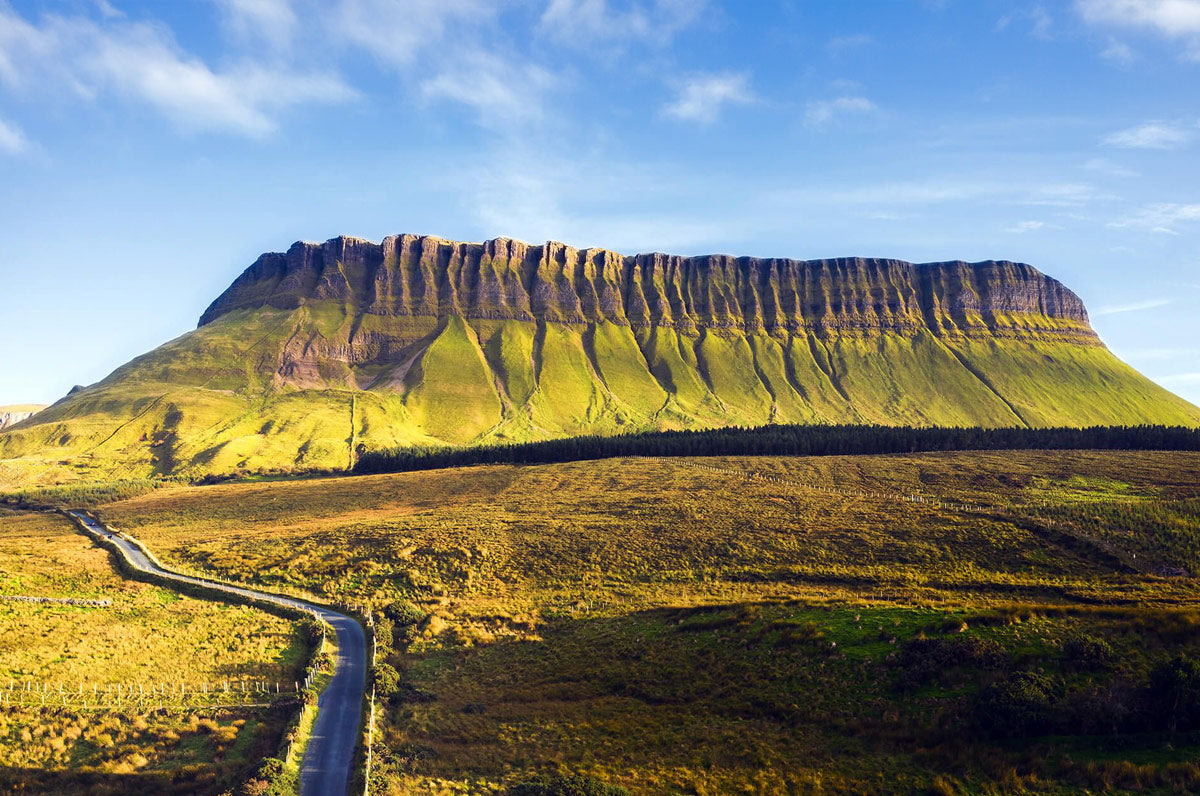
(67, 511, 366, 796)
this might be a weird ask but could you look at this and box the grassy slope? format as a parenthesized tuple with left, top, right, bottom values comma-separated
(94, 451, 1200, 793)
(0, 509, 301, 792)
(2, 303, 1198, 485)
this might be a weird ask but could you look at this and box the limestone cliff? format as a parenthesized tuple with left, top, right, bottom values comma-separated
(0, 405, 45, 431)
(200, 235, 1094, 343)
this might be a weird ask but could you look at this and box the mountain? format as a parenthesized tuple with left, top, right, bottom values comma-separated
(0, 405, 46, 431)
(2, 233, 1198, 485)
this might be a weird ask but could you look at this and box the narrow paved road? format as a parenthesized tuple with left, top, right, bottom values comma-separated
(68, 511, 366, 796)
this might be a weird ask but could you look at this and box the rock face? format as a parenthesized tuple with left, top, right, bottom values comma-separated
(0, 405, 45, 431)
(200, 235, 1094, 343)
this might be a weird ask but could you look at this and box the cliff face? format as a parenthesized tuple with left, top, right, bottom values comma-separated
(0, 405, 45, 431)
(200, 235, 1094, 342)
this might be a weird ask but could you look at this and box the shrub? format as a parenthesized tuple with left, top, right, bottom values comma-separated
(507, 772, 630, 796)
(373, 663, 401, 699)
(1063, 636, 1116, 673)
(373, 619, 394, 649)
(1148, 654, 1200, 732)
(384, 601, 427, 628)
(896, 635, 1007, 691)
(976, 672, 1060, 738)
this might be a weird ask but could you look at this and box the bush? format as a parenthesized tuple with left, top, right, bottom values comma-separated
(976, 672, 1060, 738)
(507, 772, 630, 796)
(384, 601, 427, 627)
(895, 635, 1007, 691)
(1063, 636, 1116, 673)
(374, 619, 394, 649)
(1148, 654, 1200, 732)
(373, 663, 401, 699)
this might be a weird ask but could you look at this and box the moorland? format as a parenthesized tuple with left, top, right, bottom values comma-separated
(47, 448, 1198, 794)
(0, 509, 317, 794)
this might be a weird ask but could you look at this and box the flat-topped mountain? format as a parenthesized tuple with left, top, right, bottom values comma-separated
(2, 234, 1197, 484)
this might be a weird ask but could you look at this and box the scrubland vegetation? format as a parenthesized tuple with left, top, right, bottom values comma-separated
(85, 450, 1200, 793)
(0, 510, 307, 794)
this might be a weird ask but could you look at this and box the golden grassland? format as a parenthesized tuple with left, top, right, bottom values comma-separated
(91, 450, 1200, 793)
(0, 509, 305, 794)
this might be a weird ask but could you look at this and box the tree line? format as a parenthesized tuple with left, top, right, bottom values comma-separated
(354, 424, 1200, 475)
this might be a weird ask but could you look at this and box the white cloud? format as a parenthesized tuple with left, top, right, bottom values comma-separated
(1108, 202, 1200, 233)
(213, 0, 298, 50)
(1101, 38, 1136, 61)
(1077, 0, 1200, 36)
(999, 6, 1054, 40)
(333, 0, 490, 67)
(421, 52, 556, 128)
(1083, 156, 1140, 176)
(826, 33, 874, 52)
(1103, 121, 1191, 148)
(662, 72, 755, 124)
(1094, 297, 1174, 315)
(0, 115, 26, 154)
(805, 95, 878, 126)
(807, 178, 1106, 209)
(0, 4, 354, 137)
(1005, 220, 1061, 233)
(1078, 0, 1200, 57)
(539, 0, 705, 45)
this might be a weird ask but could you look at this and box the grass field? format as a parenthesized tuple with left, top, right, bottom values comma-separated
(0, 509, 307, 794)
(90, 450, 1200, 793)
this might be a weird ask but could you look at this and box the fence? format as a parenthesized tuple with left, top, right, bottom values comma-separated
(0, 677, 296, 712)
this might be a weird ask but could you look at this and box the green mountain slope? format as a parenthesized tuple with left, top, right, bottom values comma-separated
(2, 233, 1197, 485)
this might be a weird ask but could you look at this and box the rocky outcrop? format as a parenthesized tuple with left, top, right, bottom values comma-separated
(0, 405, 45, 431)
(199, 235, 1096, 343)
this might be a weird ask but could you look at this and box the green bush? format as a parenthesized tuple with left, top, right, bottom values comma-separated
(1063, 636, 1116, 672)
(1148, 654, 1200, 732)
(896, 635, 1007, 691)
(384, 600, 427, 628)
(976, 672, 1060, 738)
(373, 663, 401, 699)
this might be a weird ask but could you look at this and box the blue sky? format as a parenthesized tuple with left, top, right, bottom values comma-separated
(1, 0, 1198, 407)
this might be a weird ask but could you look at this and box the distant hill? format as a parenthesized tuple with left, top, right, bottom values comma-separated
(2, 233, 1197, 485)
(0, 405, 46, 431)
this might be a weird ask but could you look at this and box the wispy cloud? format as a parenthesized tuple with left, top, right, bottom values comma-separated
(812, 178, 1104, 208)
(662, 72, 755, 124)
(1005, 220, 1061, 233)
(826, 33, 875, 52)
(539, 0, 706, 46)
(0, 115, 26, 154)
(1103, 121, 1191, 149)
(1083, 156, 1139, 177)
(1108, 202, 1200, 234)
(805, 95, 878, 126)
(214, 0, 298, 50)
(998, 6, 1054, 40)
(0, 4, 355, 137)
(1101, 38, 1136, 62)
(332, 0, 490, 67)
(1077, 0, 1200, 35)
(421, 52, 557, 128)
(1094, 297, 1174, 316)
(1077, 0, 1200, 58)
